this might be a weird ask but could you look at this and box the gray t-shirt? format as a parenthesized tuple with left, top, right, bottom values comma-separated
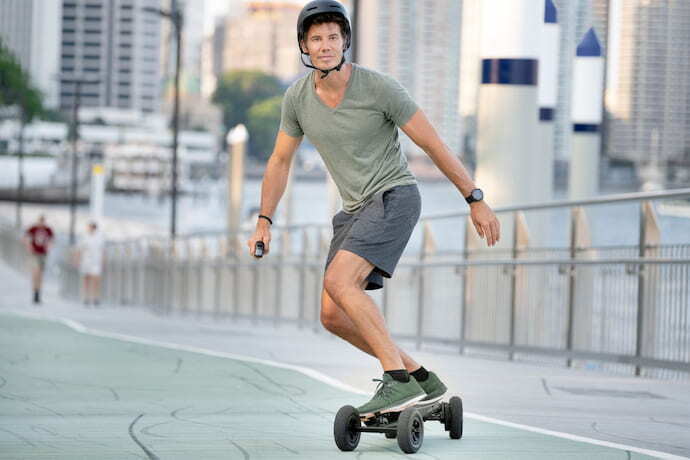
(280, 63, 419, 213)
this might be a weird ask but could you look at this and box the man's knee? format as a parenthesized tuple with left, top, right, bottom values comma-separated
(323, 270, 357, 305)
(320, 299, 341, 333)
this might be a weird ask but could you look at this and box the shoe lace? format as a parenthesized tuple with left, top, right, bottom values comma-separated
(371, 378, 394, 400)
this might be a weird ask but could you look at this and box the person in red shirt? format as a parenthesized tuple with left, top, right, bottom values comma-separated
(23, 215, 54, 304)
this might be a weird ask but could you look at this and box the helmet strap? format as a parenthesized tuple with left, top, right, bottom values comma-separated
(300, 54, 347, 79)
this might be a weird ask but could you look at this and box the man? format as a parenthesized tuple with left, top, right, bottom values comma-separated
(247, 0, 500, 419)
(78, 221, 105, 306)
(24, 215, 54, 304)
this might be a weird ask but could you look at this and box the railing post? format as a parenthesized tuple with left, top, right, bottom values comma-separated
(416, 221, 436, 350)
(298, 229, 309, 328)
(636, 200, 660, 376)
(275, 230, 290, 327)
(509, 211, 530, 360)
(566, 207, 593, 367)
(314, 228, 329, 333)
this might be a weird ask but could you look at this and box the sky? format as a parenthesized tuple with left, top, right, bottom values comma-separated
(202, 0, 312, 35)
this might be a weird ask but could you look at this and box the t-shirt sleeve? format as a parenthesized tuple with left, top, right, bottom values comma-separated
(379, 74, 419, 127)
(279, 87, 304, 138)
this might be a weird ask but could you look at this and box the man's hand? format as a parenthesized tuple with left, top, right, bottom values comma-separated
(470, 201, 500, 247)
(247, 220, 271, 258)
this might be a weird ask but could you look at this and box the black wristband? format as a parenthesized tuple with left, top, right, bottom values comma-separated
(258, 214, 273, 225)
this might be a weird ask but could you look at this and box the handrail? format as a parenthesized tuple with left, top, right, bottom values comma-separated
(421, 187, 690, 221)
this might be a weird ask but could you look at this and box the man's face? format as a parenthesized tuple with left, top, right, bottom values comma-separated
(38, 216, 45, 226)
(303, 22, 344, 69)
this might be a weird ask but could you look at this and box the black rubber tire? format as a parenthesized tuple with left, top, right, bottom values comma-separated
(448, 396, 463, 440)
(385, 431, 397, 439)
(397, 408, 424, 454)
(334, 405, 361, 451)
(442, 402, 451, 431)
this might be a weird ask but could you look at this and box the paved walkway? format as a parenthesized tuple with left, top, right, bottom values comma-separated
(1, 263, 688, 459)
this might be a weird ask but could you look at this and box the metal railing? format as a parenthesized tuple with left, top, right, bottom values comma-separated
(0, 219, 28, 275)
(50, 187, 690, 379)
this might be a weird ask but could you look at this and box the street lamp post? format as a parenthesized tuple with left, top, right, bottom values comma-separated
(16, 109, 25, 230)
(143, 1, 183, 240)
(60, 75, 100, 245)
(351, 0, 359, 62)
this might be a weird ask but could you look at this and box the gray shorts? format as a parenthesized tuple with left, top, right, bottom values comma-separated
(325, 184, 421, 290)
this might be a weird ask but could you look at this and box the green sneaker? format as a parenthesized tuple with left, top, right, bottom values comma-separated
(356, 374, 426, 418)
(417, 371, 448, 403)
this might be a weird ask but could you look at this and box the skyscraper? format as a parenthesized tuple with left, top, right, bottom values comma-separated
(606, 0, 690, 170)
(218, 2, 304, 84)
(0, 0, 62, 108)
(58, 0, 162, 113)
(357, 0, 463, 156)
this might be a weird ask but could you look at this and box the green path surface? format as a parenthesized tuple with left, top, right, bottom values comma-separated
(0, 313, 658, 459)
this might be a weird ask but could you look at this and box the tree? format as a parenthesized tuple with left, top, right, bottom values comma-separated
(247, 96, 283, 161)
(0, 38, 43, 122)
(212, 70, 283, 158)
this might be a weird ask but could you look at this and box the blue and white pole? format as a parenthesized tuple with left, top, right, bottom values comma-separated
(569, 28, 604, 200)
(537, 0, 559, 203)
(476, 0, 541, 208)
(475, 0, 541, 247)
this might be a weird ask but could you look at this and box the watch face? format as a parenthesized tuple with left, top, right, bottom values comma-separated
(472, 189, 483, 201)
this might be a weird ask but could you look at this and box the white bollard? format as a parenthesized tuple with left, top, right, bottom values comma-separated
(476, 0, 542, 247)
(90, 163, 105, 223)
(226, 124, 248, 239)
(569, 28, 604, 200)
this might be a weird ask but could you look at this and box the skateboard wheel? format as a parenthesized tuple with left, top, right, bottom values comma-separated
(334, 405, 361, 451)
(448, 396, 463, 440)
(442, 402, 451, 431)
(385, 431, 397, 439)
(397, 407, 424, 453)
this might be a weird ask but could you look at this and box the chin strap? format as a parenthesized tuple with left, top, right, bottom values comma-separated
(300, 54, 346, 79)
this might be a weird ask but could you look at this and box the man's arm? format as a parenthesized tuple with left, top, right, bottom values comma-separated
(401, 109, 500, 246)
(259, 130, 302, 218)
(247, 130, 303, 256)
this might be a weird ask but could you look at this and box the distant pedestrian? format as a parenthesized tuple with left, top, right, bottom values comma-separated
(78, 221, 104, 306)
(23, 215, 54, 304)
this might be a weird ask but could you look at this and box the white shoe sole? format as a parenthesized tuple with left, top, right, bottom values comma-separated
(416, 394, 444, 406)
(359, 393, 426, 419)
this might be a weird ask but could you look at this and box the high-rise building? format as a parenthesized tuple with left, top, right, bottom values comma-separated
(606, 0, 690, 168)
(0, 0, 62, 109)
(218, 2, 304, 84)
(357, 0, 463, 156)
(58, 0, 162, 113)
(160, 0, 205, 97)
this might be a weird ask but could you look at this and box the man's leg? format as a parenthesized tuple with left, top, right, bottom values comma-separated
(320, 287, 421, 372)
(323, 249, 405, 371)
(93, 275, 101, 304)
(82, 275, 89, 303)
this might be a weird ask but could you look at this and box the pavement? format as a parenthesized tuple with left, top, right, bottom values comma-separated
(1, 261, 689, 459)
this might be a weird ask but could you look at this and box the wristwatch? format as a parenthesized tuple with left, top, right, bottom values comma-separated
(465, 188, 484, 204)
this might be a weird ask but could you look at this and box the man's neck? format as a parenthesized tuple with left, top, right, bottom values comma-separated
(314, 62, 352, 92)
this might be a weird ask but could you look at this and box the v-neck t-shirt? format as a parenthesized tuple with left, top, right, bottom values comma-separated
(280, 63, 419, 213)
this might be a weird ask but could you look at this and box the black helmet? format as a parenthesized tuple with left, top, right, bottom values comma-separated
(297, 0, 351, 55)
